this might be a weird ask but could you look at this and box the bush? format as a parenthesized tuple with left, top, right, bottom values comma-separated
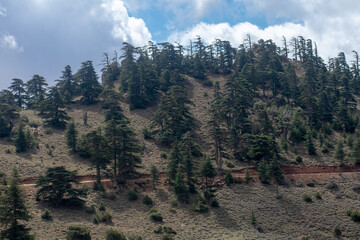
(160, 152, 167, 159)
(334, 226, 342, 237)
(194, 197, 209, 213)
(105, 229, 126, 240)
(150, 211, 163, 222)
(224, 172, 234, 186)
(352, 183, 360, 193)
(142, 127, 152, 139)
(142, 195, 153, 206)
(250, 210, 256, 225)
(303, 194, 312, 203)
(128, 234, 142, 240)
(326, 180, 338, 190)
(93, 212, 112, 224)
(149, 207, 158, 213)
(153, 226, 163, 234)
(84, 205, 96, 214)
(314, 192, 322, 200)
(41, 208, 53, 221)
(210, 198, 219, 208)
(295, 156, 302, 164)
(162, 233, 174, 240)
(170, 198, 178, 207)
(98, 202, 106, 211)
(306, 182, 315, 187)
(66, 225, 91, 240)
(128, 190, 138, 201)
(350, 210, 360, 222)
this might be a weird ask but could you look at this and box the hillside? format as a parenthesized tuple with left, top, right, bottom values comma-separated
(1, 37, 360, 239)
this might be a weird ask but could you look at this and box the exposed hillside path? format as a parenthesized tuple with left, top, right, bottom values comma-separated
(18, 165, 360, 188)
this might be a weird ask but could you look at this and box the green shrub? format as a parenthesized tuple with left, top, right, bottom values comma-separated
(250, 210, 256, 225)
(150, 211, 163, 222)
(98, 202, 106, 211)
(334, 226, 342, 237)
(303, 194, 312, 203)
(142, 127, 152, 139)
(160, 152, 167, 159)
(295, 156, 302, 164)
(162, 226, 176, 235)
(128, 190, 138, 201)
(5, 149, 11, 154)
(162, 233, 174, 240)
(85, 205, 96, 214)
(128, 234, 142, 240)
(142, 195, 153, 206)
(346, 210, 353, 216)
(66, 225, 91, 240)
(350, 210, 360, 222)
(224, 172, 234, 186)
(93, 212, 112, 224)
(321, 146, 329, 153)
(153, 226, 163, 234)
(41, 208, 53, 221)
(149, 207, 158, 213)
(170, 198, 178, 207)
(306, 182, 315, 187)
(210, 198, 219, 208)
(314, 192, 322, 200)
(194, 197, 209, 213)
(105, 228, 126, 240)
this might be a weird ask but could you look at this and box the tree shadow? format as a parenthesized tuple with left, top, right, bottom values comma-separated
(212, 206, 240, 230)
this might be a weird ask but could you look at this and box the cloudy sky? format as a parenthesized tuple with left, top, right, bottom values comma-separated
(0, 0, 360, 89)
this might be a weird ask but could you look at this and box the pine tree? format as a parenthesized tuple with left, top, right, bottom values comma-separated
(257, 160, 270, 183)
(334, 141, 345, 165)
(35, 166, 87, 206)
(26, 75, 48, 108)
(245, 168, 252, 183)
(0, 169, 33, 240)
(78, 129, 109, 189)
(200, 157, 216, 187)
(15, 125, 27, 153)
(57, 65, 76, 104)
(65, 120, 77, 152)
(43, 87, 70, 129)
(173, 172, 189, 203)
(150, 165, 160, 190)
(76, 61, 102, 105)
(167, 144, 181, 183)
(305, 132, 316, 155)
(352, 137, 360, 165)
(8, 78, 27, 108)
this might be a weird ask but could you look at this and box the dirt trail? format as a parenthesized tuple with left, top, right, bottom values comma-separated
(17, 165, 360, 188)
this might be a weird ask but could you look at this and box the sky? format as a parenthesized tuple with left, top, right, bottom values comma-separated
(1, 0, 360, 89)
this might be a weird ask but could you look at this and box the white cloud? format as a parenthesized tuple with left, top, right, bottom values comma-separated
(169, 0, 360, 60)
(0, 34, 23, 52)
(160, 0, 222, 23)
(100, 0, 152, 46)
(0, 5, 6, 16)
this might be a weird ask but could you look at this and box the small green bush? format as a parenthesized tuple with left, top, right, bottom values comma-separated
(150, 211, 163, 222)
(194, 197, 209, 213)
(170, 198, 178, 207)
(314, 192, 322, 199)
(210, 198, 219, 208)
(350, 210, 360, 222)
(303, 194, 312, 203)
(295, 156, 302, 164)
(224, 172, 234, 186)
(85, 205, 96, 214)
(128, 190, 138, 201)
(99, 202, 106, 211)
(142, 195, 153, 206)
(334, 226, 342, 237)
(93, 212, 112, 224)
(149, 207, 158, 213)
(41, 208, 53, 221)
(250, 210, 256, 225)
(66, 225, 91, 240)
(162, 233, 174, 240)
(105, 228, 126, 240)
(153, 226, 163, 234)
(160, 152, 167, 159)
(346, 210, 353, 216)
(5, 149, 11, 154)
(128, 234, 142, 240)
(142, 127, 152, 139)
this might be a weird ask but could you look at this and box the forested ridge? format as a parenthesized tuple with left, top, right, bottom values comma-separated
(1, 35, 360, 239)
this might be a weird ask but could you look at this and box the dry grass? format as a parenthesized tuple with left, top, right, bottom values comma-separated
(24, 175, 360, 239)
